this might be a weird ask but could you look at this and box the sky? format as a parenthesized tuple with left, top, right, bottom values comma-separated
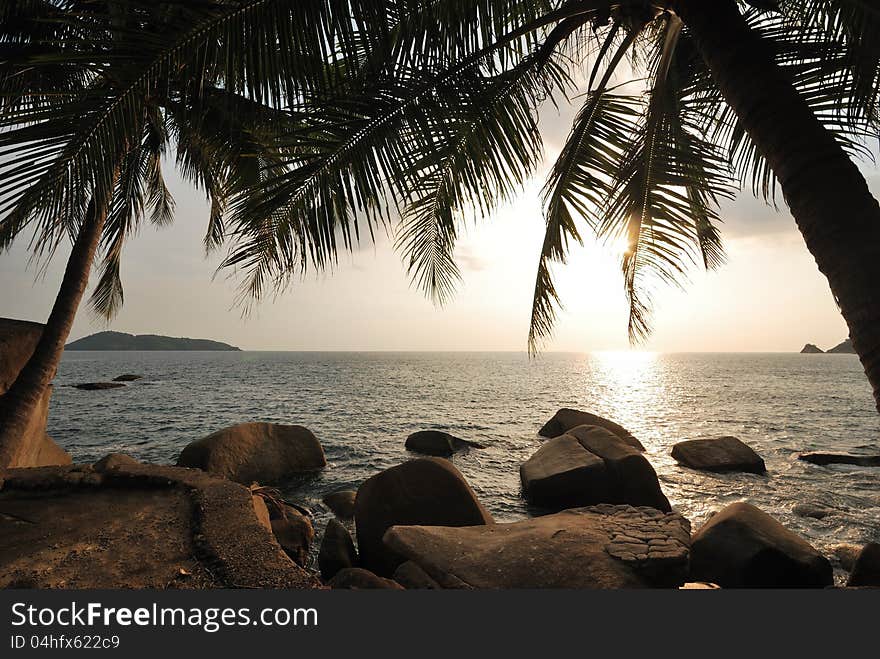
(1, 99, 873, 353)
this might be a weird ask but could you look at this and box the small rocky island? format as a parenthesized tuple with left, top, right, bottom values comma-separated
(66, 331, 240, 351)
(800, 338, 855, 354)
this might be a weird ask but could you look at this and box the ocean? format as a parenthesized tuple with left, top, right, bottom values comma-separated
(47, 351, 880, 579)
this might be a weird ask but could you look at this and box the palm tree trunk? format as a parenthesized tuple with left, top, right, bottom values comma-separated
(675, 0, 880, 411)
(0, 193, 111, 467)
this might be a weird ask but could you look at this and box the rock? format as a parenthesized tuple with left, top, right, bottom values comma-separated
(680, 582, 721, 589)
(0, 318, 72, 469)
(405, 430, 485, 457)
(847, 543, 880, 587)
(176, 422, 326, 484)
(328, 568, 404, 590)
(567, 425, 671, 512)
(354, 458, 493, 576)
(270, 509, 314, 567)
(383, 504, 691, 588)
(112, 374, 142, 382)
(520, 434, 611, 509)
(93, 453, 140, 472)
(829, 543, 862, 571)
(800, 344, 824, 354)
(539, 408, 645, 451)
(252, 495, 272, 531)
(671, 436, 766, 474)
(318, 519, 357, 581)
(74, 382, 126, 390)
(690, 502, 832, 588)
(792, 502, 836, 520)
(798, 452, 880, 467)
(827, 338, 855, 354)
(393, 561, 443, 589)
(322, 490, 356, 519)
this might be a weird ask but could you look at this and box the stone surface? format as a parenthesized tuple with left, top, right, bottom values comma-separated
(355, 458, 493, 576)
(829, 543, 862, 571)
(93, 453, 140, 472)
(800, 344, 824, 354)
(690, 502, 832, 588)
(384, 504, 690, 589)
(792, 502, 837, 520)
(319, 519, 357, 581)
(322, 490, 356, 519)
(252, 495, 272, 531)
(567, 425, 671, 512)
(73, 382, 126, 390)
(177, 422, 326, 484)
(671, 437, 766, 474)
(847, 543, 880, 587)
(113, 374, 143, 382)
(393, 561, 443, 589)
(328, 568, 404, 590)
(798, 452, 880, 467)
(0, 462, 319, 588)
(270, 509, 314, 567)
(405, 430, 485, 457)
(539, 408, 645, 451)
(520, 434, 610, 509)
(0, 318, 72, 469)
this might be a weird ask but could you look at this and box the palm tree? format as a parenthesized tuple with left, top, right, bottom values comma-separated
(0, 0, 350, 465)
(216, 0, 880, 410)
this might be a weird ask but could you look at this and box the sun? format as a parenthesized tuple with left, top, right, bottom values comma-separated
(605, 235, 634, 258)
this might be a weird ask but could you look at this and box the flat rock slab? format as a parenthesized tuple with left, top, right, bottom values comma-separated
(73, 382, 126, 390)
(384, 504, 691, 589)
(671, 437, 766, 474)
(539, 408, 645, 451)
(798, 452, 880, 467)
(0, 461, 319, 589)
(113, 374, 143, 382)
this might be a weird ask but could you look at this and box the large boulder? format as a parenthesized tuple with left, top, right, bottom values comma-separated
(383, 504, 691, 588)
(0, 317, 71, 469)
(318, 519, 357, 581)
(847, 543, 880, 587)
(269, 507, 314, 567)
(520, 434, 610, 508)
(521, 426, 670, 512)
(671, 436, 766, 474)
(176, 422, 326, 484)
(690, 502, 832, 588)
(539, 408, 645, 451)
(328, 568, 403, 590)
(798, 452, 880, 467)
(354, 458, 493, 576)
(405, 430, 484, 457)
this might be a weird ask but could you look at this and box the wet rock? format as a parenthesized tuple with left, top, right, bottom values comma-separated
(671, 436, 766, 474)
(318, 519, 357, 581)
(322, 490, 356, 519)
(539, 408, 645, 451)
(566, 425, 671, 512)
(792, 502, 837, 520)
(405, 430, 485, 457)
(176, 422, 326, 484)
(798, 452, 880, 467)
(73, 382, 126, 390)
(328, 568, 403, 590)
(383, 504, 691, 588)
(520, 434, 610, 509)
(355, 458, 493, 576)
(112, 374, 143, 382)
(847, 543, 880, 587)
(690, 502, 832, 588)
(829, 543, 862, 571)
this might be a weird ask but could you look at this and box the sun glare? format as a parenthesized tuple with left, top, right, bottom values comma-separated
(605, 235, 634, 258)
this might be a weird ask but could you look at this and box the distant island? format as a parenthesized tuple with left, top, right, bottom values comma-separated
(65, 331, 241, 351)
(799, 338, 855, 354)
